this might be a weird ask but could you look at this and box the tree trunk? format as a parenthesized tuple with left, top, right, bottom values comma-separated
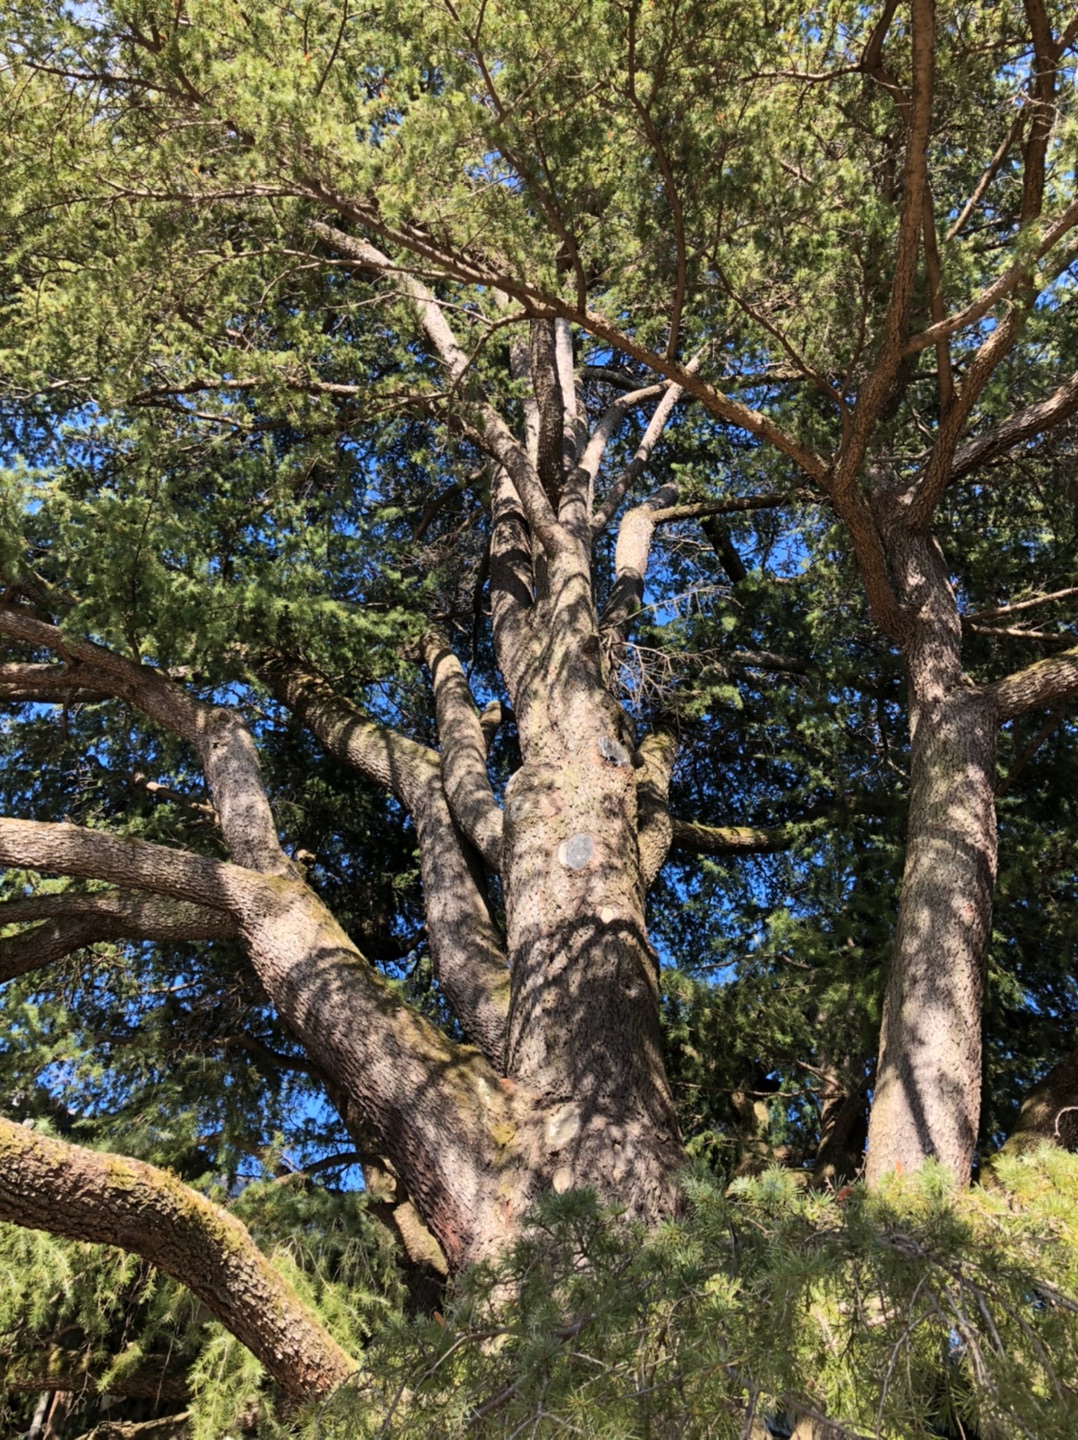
(865, 513, 998, 1186)
(996, 1049, 1078, 1158)
(500, 551, 685, 1222)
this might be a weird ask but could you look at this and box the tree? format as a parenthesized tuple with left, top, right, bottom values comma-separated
(0, 0, 1077, 1427)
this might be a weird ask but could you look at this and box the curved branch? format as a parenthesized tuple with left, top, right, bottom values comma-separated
(261, 656, 510, 1068)
(0, 1119, 355, 1401)
(591, 371, 696, 535)
(0, 607, 289, 876)
(0, 891, 236, 985)
(903, 199, 1078, 358)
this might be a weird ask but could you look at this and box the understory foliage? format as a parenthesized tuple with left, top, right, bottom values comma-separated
(6, 1155, 1078, 1440)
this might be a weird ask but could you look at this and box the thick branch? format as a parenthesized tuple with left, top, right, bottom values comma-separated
(0, 891, 236, 985)
(635, 729, 678, 889)
(262, 656, 510, 1067)
(423, 634, 504, 869)
(601, 482, 680, 641)
(0, 662, 112, 705)
(997, 1048, 1078, 1157)
(0, 1119, 355, 1401)
(0, 817, 242, 910)
(988, 642, 1078, 720)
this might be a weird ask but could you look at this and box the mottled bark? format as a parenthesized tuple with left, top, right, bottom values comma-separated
(500, 534, 684, 1218)
(812, 1068, 869, 1189)
(0, 817, 515, 1269)
(422, 632, 505, 868)
(0, 1119, 355, 1401)
(865, 515, 998, 1186)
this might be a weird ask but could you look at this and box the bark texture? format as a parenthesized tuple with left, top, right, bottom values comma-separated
(997, 1049, 1078, 1157)
(0, 1119, 355, 1401)
(865, 513, 998, 1186)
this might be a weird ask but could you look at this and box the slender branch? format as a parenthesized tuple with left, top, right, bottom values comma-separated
(0, 891, 236, 985)
(591, 377, 692, 535)
(573, 381, 667, 516)
(308, 221, 566, 558)
(626, 4, 687, 358)
(301, 181, 831, 486)
(836, 0, 935, 481)
(909, 305, 1026, 529)
(0, 1119, 355, 1401)
(964, 587, 1078, 622)
(950, 367, 1078, 483)
(945, 109, 1025, 241)
(648, 494, 799, 525)
(903, 199, 1078, 357)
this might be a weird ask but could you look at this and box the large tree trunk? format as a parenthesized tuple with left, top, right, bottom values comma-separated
(502, 705, 684, 1220)
(865, 513, 999, 1186)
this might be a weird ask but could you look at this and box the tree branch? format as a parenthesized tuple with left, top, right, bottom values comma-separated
(635, 728, 678, 889)
(601, 482, 680, 643)
(308, 220, 566, 559)
(903, 199, 1078, 357)
(261, 656, 510, 1067)
(670, 819, 797, 856)
(591, 373, 696, 535)
(949, 367, 1078, 483)
(0, 891, 236, 985)
(988, 641, 1078, 721)
(0, 1119, 355, 1401)
(423, 633, 504, 869)
(0, 662, 113, 705)
(0, 817, 242, 911)
(0, 606, 289, 876)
